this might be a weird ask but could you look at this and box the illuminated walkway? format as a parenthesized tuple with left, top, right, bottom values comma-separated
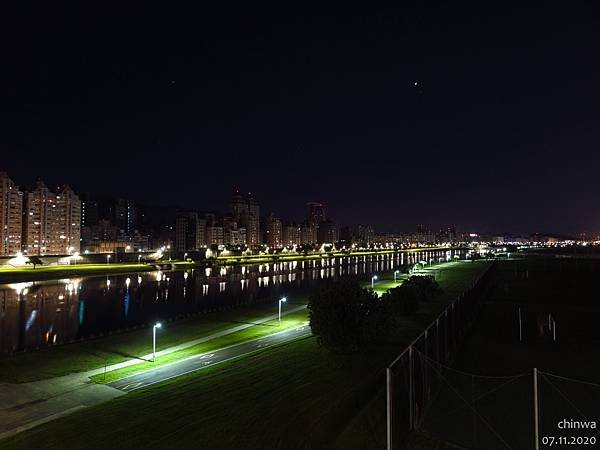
(0, 305, 307, 441)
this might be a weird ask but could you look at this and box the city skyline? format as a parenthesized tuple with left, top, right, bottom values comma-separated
(1, 169, 589, 245)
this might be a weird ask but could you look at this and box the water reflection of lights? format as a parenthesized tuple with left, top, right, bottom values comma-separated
(25, 309, 37, 331)
(0, 250, 470, 351)
(8, 282, 34, 296)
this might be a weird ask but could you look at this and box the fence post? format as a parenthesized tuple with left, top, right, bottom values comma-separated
(435, 319, 440, 362)
(386, 367, 393, 450)
(533, 367, 539, 450)
(519, 307, 522, 342)
(409, 345, 414, 430)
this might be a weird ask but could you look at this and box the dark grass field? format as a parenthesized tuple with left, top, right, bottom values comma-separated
(0, 261, 491, 450)
(418, 257, 600, 450)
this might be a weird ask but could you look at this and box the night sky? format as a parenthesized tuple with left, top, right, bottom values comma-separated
(4, 5, 600, 234)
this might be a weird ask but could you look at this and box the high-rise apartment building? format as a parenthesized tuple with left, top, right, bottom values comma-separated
(115, 198, 136, 234)
(80, 194, 99, 228)
(56, 185, 81, 253)
(0, 172, 23, 256)
(306, 202, 325, 227)
(206, 225, 224, 246)
(223, 217, 246, 246)
(266, 213, 282, 248)
(175, 212, 206, 252)
(231, 191, 260, 246)
(22, 180, 54, 255)
(23, 180, 81, 255)
(317, 220, 338, 244)
(344, 224, 374, 245)
(282, 223, 301, 246)
(246, 193, 260, 246)
(301, 222, 317, 245)
(231, 190, 247, 219)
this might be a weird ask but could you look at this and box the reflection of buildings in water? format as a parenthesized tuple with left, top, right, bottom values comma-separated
(0, 281, 81, 352)
(0, 250, 467, 352)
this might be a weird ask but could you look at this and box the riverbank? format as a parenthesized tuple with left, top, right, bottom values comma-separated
(1, 260, 490, 449)
(0, 263, 155, 283)
(0, 246, 461, 283)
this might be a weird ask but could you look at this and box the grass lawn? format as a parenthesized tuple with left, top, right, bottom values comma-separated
(0, 297, 308, 383)
(1, 336, 397, 450)
(417, 258, 600, 450)
(0, 260, 491, 450)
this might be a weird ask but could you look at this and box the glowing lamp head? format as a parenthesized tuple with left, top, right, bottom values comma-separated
(280, 297, 287, 303)
(154, 322, 162, 329)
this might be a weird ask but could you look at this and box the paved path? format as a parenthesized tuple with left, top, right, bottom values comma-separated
(0, 305, 308, 441)
(85, 304, 307, 377)
(110, 324, 311, 392)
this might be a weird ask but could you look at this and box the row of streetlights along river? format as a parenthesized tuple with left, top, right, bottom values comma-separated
(149, 258, 442, 363)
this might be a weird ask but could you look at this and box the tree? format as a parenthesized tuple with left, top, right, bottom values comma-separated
(381, 286, 419, 316)
(308, 280, 385, 351)
(381, 276, 442, 317)
(26, 256, 43, 269)
(401, 275, 442, 302)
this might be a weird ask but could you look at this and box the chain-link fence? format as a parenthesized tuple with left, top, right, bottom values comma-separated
(401, 362, 600, 450)
(387, 265, 494, 449)
(387, 290, 600, 449)
(417, 354, 532, 449)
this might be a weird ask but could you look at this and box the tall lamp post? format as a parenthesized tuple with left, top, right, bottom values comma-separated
(372, 275, 378, 289)
(106, 254, 111, 265)
(278, 297, 287, 325)
(153, 322, 162, 362)
(394, 270, 399, 282)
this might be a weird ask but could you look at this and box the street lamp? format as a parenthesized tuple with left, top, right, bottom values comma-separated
(371, 275, 378, 288)
(278, 297, 287, 324)
(152, 322, 162, 362)
(138, 254, 142, 263)
(184, 252, 188, 261)
(394, 270, 399, 282)
(106, 254, 111, 264)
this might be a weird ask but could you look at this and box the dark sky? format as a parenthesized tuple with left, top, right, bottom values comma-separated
(3, 4, 600, 234)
